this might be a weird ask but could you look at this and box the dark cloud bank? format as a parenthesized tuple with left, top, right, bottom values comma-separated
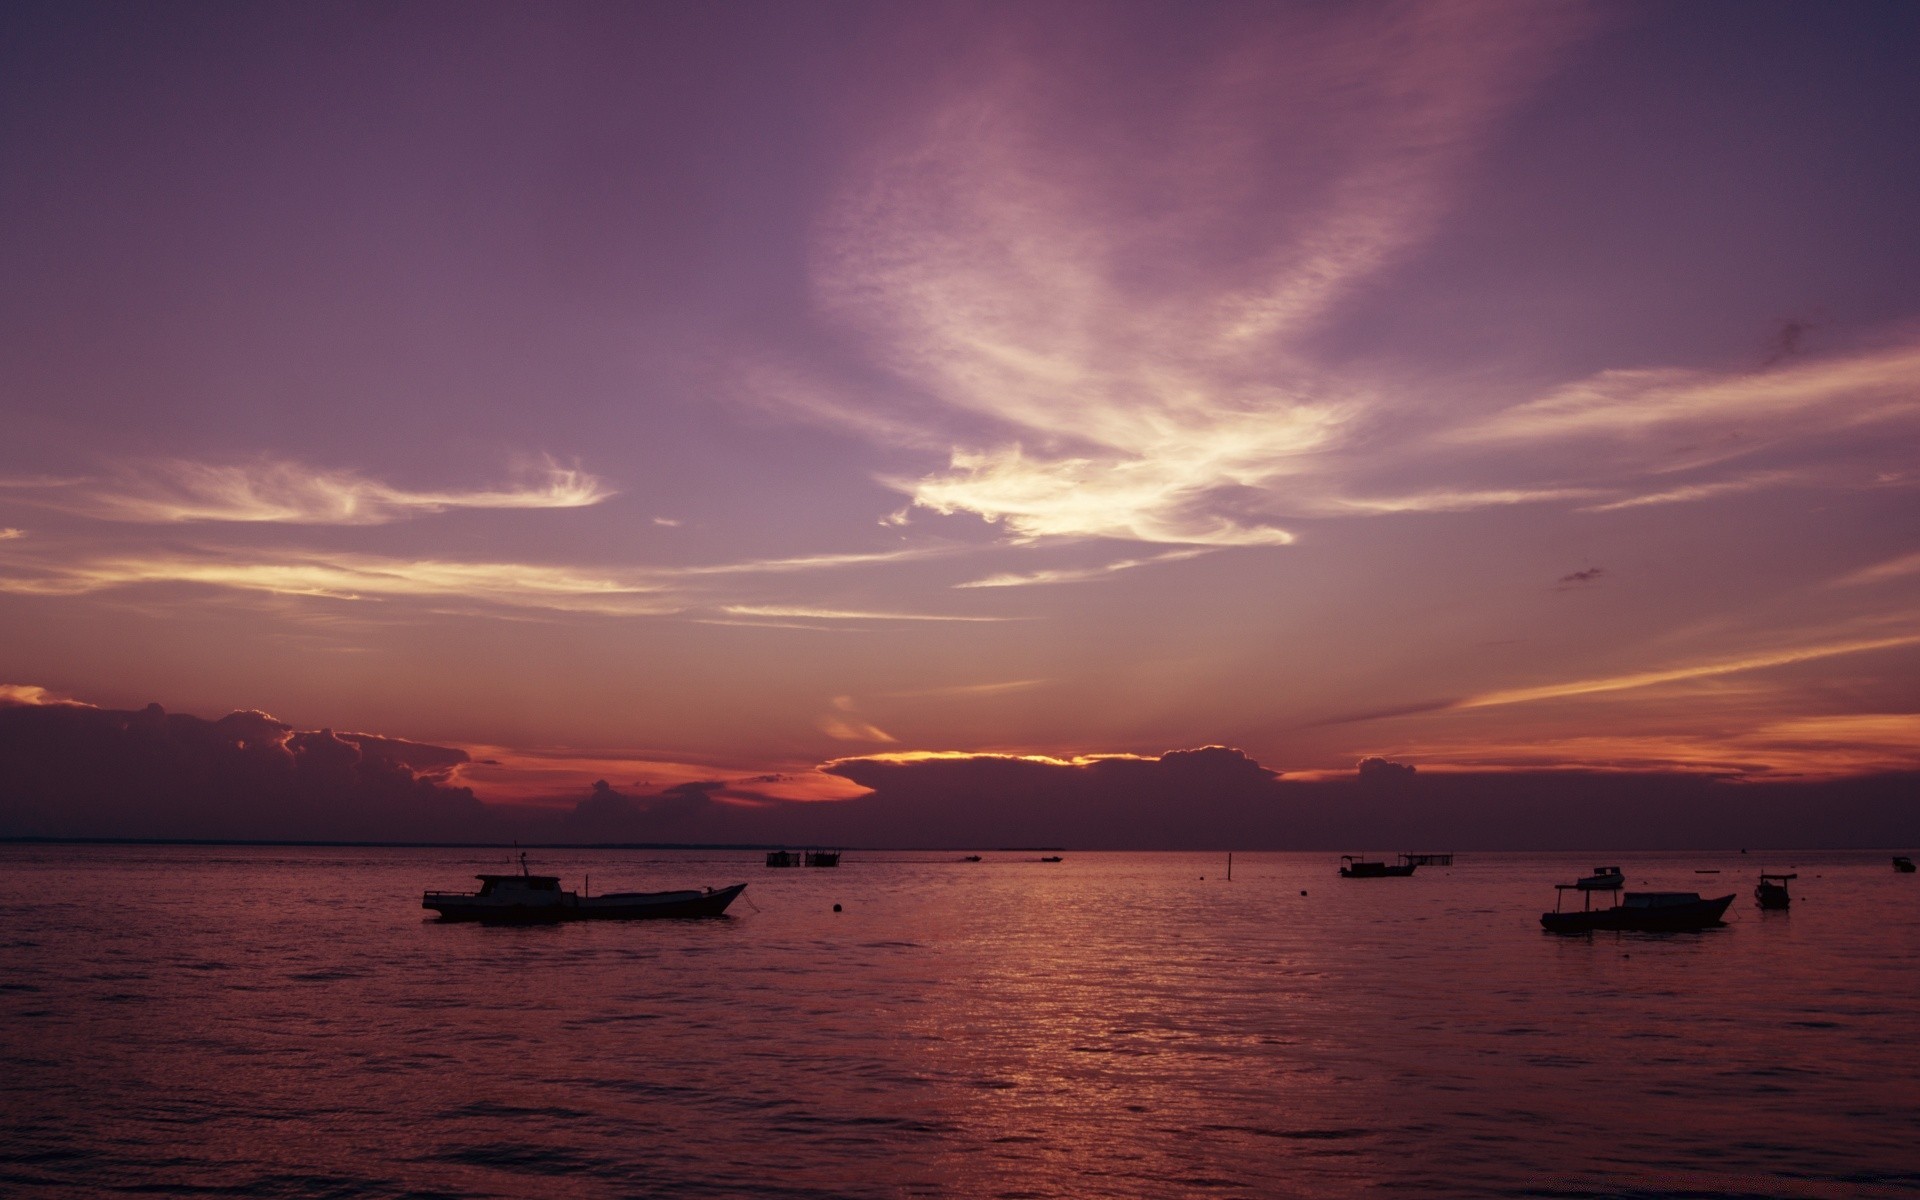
(2, 699, 1915, 850)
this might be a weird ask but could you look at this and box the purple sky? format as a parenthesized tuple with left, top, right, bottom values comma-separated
(3, 2, 1918, 842)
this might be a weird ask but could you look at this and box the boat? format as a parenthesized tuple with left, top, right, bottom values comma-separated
(766, 850, 799, 868)
(805, 850, 841, 868)
(1040, 855, 1063, 863)
(1576, 865, 1624, 890)
(1895, 856, 1916, 873)
(962, 855, 982, 862)
(1541, 883, 1735, 933)
(1339, 854, 1416, 878)
(423, 854, 746, 922)
(1755, 872, 1795, 910)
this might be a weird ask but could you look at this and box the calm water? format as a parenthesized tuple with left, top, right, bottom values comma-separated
(2, 845, 1917, 1198)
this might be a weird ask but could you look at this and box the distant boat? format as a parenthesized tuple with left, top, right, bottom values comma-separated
(1040, 855, 1063, 863)
(423, 854, 745, 922)
(766, 850, 799, 868)
(1339, 854, 1416, 878)
(962, 855, 982, 862)
(1576, 866, 1625, 890)
(1541, 882, 1734, 933)
(805, 850, 841, 868)
(1895, 856, 1916, 873)
(1755, 872, 1795, 910)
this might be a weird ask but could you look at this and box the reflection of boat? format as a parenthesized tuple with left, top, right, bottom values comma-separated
(1040, 856, 1063, 863)
(1755, 872, 1795, 910)
(1339, 854, 1416, 878)
(1541, 883, 1734, 933)
(424, 854, 745, 922)
(1895, 856, 1916, 873)
(1576, 866, 1624, 890)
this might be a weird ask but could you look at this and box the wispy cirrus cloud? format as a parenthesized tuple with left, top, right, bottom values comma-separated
(1, 457, 613, 525)
(1459, 342, 1920, 451)
(0, 537, 992, 619)
(955, 548, 1210, 589)
(1830, 550, 1920, 589)
(719, 604, 1016, 624)
(0, 545, 678, 615)
(795, 4, 1593, 547)
(1454, 633, 1920, 710)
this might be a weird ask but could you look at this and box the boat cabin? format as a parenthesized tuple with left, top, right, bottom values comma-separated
(1755, 872, 1795, 910)
(474, 873, 564, 898)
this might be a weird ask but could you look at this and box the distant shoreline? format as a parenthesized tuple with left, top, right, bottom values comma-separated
(0, 836, 1070, 852)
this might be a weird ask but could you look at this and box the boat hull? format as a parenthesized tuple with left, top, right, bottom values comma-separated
(425, 883, 747, 922)
(1540, 892, 1734, 933)
(1340, 863, 1416, 878)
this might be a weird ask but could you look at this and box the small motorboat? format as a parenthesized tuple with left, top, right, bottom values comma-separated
(424, 854, 746, 922)
(1576, 865, 1624, 890)
(1339, 854, 1416, 878)
(1895, 856, 1916, 873)
(1541, 883, 1735, 933)
(1755, 872, 1795, 910)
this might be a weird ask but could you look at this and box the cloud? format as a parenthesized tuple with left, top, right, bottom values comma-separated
(0, 544, 680, 615)
(818, 695, 897, 744)
(1356, 755, 1417, 781)
(790, 4, 1591, 547)
(0, 698, 487, 840)
(1454, 633, 1920, 710)
(1, 457, 614, 525)
(719, 604, 1017, 623)
(1831, 550, 1920, 588)
(0, 683, 84, 706)
(1458, 340, 1920, 451)
(954, 549, 1210, 589)
(0, 538, 988, 619)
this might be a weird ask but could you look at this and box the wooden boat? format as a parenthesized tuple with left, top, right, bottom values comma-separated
(1541, 883, 1734, 933)
(1339, 854, 1416, 878)
(1754, 872, 1795, 910)
(1576, 866, 1624, 890)
(1895, 856, 1916, 873)
(423, 854, 745, 922)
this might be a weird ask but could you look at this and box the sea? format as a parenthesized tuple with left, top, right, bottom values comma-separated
(2, 844, 1916, 1199)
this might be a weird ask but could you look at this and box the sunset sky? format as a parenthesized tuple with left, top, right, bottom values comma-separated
(3, 2, 1918, 840)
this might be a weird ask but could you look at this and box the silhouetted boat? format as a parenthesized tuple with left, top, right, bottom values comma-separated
(766, 849, 799, 868)
(1541, 883, 1734, 933)
(423, 854, 745, 922)
(962, 855, 982, 862)
(1576, 866, 1624, 890)
(1339, 854, 1416, 878)
(1755, 872, 1795, 910)
(1040, 855, 1063, 862)
(1895, 856, 1916, 873)
(805, 850, 841, 867)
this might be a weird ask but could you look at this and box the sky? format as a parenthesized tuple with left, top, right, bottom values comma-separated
(2, 1, 1918, 845)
